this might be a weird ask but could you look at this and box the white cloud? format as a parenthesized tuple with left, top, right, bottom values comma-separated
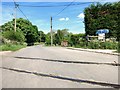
(59, 17, 69, 21)
(77, 13, 84, 19)
(66, 17, 69, 21)
(59, 18, 65, 21)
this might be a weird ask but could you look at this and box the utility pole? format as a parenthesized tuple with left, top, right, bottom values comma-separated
(50, 17, 53, 46)
(14, 4, 17, 32)
(40, 31, 41, 43)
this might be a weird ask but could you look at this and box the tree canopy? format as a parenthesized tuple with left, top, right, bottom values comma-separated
(1, 18, 39, 45)
(84, 2, 120, 41)
(45, 29, 85, 46)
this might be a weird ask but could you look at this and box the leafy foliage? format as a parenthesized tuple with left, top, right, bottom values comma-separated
(3, 30, 25, 43)
(1, 18, 39, 45)
(38, 31, 46, 42)
(0, 43, 26, 51)
(84, 2, 120, 40)
(45, 29, 85, 46)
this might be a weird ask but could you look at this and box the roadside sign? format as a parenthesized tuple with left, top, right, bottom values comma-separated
(96, 29, 109, 41)
(98, 33, 105, 40)
(96, 29, 109, 34)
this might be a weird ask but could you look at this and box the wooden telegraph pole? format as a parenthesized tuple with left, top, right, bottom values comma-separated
(50, 17, 53, 46)
(14, 4, 17, 32)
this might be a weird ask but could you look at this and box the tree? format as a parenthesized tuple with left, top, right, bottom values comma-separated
(54, 29, 69, 45)
(38, 31, 46, 42)
(45, 29, 70, 45)
(45, 33, 51, 45)
(3, 30, 25, 43)
(84, 2, 120, 40)
(56, 30, 63, 45)
(1, 18, 39, 45)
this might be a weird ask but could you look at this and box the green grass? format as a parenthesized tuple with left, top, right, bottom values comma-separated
(0, 44, 27, 51)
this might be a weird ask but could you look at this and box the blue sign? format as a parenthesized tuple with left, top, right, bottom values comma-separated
(96, 29, 109, 34)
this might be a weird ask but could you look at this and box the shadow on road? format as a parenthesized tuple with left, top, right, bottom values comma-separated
(1, 66, 120, 89)
(14, 56, 120, 66)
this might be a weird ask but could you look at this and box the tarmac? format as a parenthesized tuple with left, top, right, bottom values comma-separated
(0, 51, 12, 56)
(0, 47, 119, 56)
(67, 47, 119, 56)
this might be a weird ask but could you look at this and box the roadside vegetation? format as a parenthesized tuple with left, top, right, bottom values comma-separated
(0, 31, 26, 51)
(0, 44, 26, 51)
(44, 2, 119, 52)
(45, 29, 118, 50)
(84, 2, 120, 41)
(84, 2, 120, 52)
(0, 2, 119, 52)
(1, 18, 40, 45)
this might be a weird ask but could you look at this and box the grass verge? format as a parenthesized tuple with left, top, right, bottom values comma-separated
(0, 44, 27, 51)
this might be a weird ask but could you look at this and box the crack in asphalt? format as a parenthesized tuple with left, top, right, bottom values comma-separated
(14, 56, 119, 66)
(1, 67, 120, 89)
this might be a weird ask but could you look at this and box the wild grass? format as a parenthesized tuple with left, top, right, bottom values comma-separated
(0, 43, 26, 51)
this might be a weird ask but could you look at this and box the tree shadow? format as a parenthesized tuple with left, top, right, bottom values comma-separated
(14, 56, 120, 66)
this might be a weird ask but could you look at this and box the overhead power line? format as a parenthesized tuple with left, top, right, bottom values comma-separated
(18, 2, 92, 7)
(2, 2, 93, 7)
(13, 0, 16, 5)
(12, 0, 29, 21)
(13, 0, 18, 32)
(17, 6, 29, 21)
(13, 0, 19, 8)
(53, 0, 76, 18)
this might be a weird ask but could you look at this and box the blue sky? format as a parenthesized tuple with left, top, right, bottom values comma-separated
(1, 0, 119, 34)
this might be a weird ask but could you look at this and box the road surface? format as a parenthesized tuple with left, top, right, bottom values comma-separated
(0, 45, 119, 88)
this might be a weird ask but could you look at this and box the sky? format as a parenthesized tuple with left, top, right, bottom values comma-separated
(1, 0, 119, 34)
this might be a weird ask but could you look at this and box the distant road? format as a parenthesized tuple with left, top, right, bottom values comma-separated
(1, 45, 119, 88)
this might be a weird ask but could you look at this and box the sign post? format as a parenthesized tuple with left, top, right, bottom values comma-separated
(96, 29, 109, 41)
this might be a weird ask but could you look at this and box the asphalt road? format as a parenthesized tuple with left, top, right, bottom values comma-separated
(1, 45, 119, 88)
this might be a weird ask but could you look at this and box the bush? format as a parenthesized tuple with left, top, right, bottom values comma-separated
(0, 43, 26, 51)
(88, 42, 95, 49)
(75, 44, 81, 48)
(3, 30, 25, 43)
(118, 42, 120, 53)
(74, 41, 118, 50)
(101, 42, 118, 49)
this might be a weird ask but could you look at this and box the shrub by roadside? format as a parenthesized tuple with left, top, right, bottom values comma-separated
(0, 30, 27, 51)
(74, 41, 118, 50)
(0, 43, 26, 51)
(3, 30, 25, 43)
(118, 42, 120, 53)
